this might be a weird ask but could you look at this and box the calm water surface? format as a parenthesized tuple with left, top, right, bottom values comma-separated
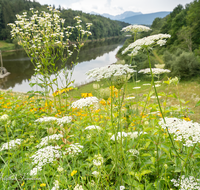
(0, 38, 126, 93)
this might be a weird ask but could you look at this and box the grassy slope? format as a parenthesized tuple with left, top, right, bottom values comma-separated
(0, 41, 15, 51)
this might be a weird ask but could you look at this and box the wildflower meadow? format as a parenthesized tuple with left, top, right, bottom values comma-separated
(1, 7, 200, 190)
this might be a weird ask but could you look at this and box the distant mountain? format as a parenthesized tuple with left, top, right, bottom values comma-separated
(90, 11, 142, 20)
(120, 11, 170, 25)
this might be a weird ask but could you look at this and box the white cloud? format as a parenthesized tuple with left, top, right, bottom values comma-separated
(36, 0, 193, 15)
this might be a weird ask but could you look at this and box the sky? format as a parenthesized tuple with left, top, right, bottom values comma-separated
(34, 0, 194, 15)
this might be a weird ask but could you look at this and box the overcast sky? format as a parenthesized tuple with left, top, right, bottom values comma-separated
(35, 0, 193, 15)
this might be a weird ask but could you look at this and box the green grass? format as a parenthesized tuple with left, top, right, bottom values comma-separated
(1, 77, 200, 189)
(69, 79, 200, 122)
(0, 41, 15, 51)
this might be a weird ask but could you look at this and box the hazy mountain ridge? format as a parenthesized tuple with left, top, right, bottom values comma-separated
(120, 11, 170, 25)
(91, 11, 170, 25)
(90, 11, 142, 20)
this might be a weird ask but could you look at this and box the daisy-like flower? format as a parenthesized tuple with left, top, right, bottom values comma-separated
(86, 64, 136, 81)
(159, 117, 200, 147)
(122, 33, 171, 55)
(65, 143, 83, 156)
(85, 125, 102, 130)
(0, 139, 22, 151)
(121, 25, 151, 33)
(171, 175, 200, 190)
(36, 134, 63, 148)
(71, 97, 99, 109)
(138, 68, 171, 75)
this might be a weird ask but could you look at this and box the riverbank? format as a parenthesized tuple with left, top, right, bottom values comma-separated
(0, 41, 15, 51)
(0, 35, 125, 52)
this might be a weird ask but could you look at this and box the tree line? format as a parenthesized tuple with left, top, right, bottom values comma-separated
(0, 0, 128, 42)
(117, 0, 200, 80)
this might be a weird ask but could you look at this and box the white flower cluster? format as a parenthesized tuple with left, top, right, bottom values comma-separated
(138, 68, 171, 75)
(7, 7, 92, 74)
(121, 25, 151, 33)
(122, 34, 171, 55)
(128, 149, 139, 156)
(56, 116, 73, 127)
(74, 184, 84, 190)
(36, 134, 63, 148)
(35, 116, 72, 125)
(125, 96, 135, 100)
(57, 166, 64, 172)
(159, 117, 200, 147)
(0, 114, 9, 122)
(30, 145, 62, 175)
(51, 180, 60, 190)
(71, 97, 99, 109)
(93, 154, 104, 167)
(0, 139, 22, 151)
(92, 171, 100, 177)
(35, 116, 57, 123)
(171, 175, 200, 190)
(120, 186, 126, 190)
(85, 125, 102, 130)
(86, 64, 136, 81)
(65, 143, 83, 156)
(110, 131, 139, 141)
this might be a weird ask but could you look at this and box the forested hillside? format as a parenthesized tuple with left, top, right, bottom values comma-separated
(117, 0, 200, 80)
(0, 0, 128, 41)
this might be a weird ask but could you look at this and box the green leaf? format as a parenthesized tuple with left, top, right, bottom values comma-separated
(173, 93, 178, 99)
(140, 170, 152, 176)
(195, 100, 200, 107)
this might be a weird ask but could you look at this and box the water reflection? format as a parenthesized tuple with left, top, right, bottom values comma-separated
(0, 37, 126, 92)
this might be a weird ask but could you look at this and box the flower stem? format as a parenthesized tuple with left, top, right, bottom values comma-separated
(147, 50, 184, 162)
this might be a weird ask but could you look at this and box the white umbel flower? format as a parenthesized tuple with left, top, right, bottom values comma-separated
(159, 117, 200, 147)
(71, 97, 99, 109)
(74, 184, 84, 190)
(35, 117, 57, 123)
(36, 134, 63, 148)
(30, 145, 62, 175)
(121, 25, 151, 33)
(138, 68, 171, 75)
(122, 33, 171, 55)
(86, 64, 136, 81)
(0, 139, 22, 151)
(171, 175, 200, 190)
(93, 154, 103, 167)
(110, 132, 128, 141)
(85, 125, 102, 130)
(65, 143, 83, 156)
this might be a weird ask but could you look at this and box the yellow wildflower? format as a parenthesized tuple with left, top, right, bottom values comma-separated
(81, 93, 93, 98)
(71, 170, 77, 176)
(40, 183, 46, 187)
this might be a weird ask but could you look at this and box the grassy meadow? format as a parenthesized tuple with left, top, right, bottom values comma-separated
(0, 77, 200, 189)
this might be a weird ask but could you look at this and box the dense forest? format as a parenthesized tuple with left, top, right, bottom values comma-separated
(0, 0, 128, 41)
(117, 0, 200, 80)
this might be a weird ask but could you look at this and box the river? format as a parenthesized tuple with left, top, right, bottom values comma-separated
(0, 37, 126, 93)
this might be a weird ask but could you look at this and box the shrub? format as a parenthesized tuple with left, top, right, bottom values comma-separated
(164, 50, 200, 79)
